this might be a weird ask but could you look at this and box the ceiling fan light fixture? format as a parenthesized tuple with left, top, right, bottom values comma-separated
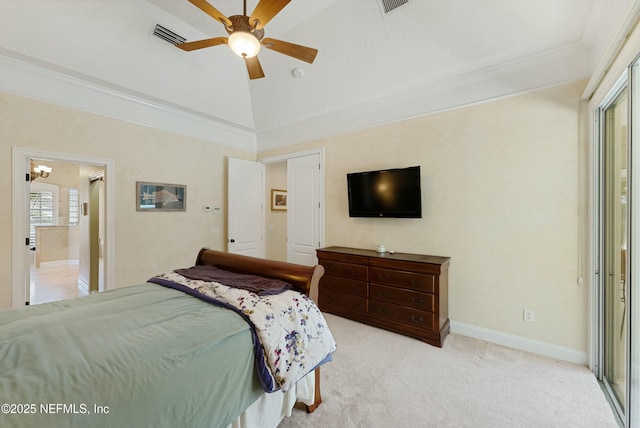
(180, 1, 318, 79)
(228, 31, 261, 58)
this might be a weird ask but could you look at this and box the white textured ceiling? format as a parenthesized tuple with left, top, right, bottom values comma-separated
(0, 0, 635, 151)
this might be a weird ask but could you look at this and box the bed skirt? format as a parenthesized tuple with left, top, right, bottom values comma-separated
(229, 370, 315, 428)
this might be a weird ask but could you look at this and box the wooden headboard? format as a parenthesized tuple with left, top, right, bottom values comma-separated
(195, 248, 324, 301)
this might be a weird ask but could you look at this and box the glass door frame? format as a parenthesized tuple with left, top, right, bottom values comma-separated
(629, 57, 640, 428)
(594, 68, 631, 427)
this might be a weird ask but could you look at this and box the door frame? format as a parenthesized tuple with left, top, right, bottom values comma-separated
(11, 147, 116, 308)
(592, 69, 632, 426)
(260, 148, 325, 261)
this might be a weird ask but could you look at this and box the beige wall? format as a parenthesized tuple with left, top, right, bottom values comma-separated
(33, 159, 80, 190)
(259, 80, 588, 352)
(35, 226, 79, 266)
(265, 161, 287, 261)
(0, 90, 254, 308)
(1, 80, 589, 353)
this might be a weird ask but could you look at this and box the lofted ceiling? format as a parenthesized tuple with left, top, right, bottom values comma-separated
(0, 0, 636, 152)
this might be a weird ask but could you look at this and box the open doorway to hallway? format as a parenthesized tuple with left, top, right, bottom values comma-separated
(12, 147, 115, 309)
(28, 158, 104, 305)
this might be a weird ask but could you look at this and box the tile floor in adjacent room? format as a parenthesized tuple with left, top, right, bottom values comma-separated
(29, 261, 88, 305)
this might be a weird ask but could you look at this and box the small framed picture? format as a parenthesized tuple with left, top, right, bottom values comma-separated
(136, 181, 186, 211)
(271, 189, 287, 211)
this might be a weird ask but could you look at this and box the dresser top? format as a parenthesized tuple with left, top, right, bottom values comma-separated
(317, 246, 450, 266)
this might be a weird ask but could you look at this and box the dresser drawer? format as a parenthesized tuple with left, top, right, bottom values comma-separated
(320, 275, 367, 296)
(368, 300, 436, 330)
(322, 261, 368, 281)
(369, 267, 434, 293)
(370, 284, 434, 312)
(317, 246, 450, 347)
(320, 289, 367, 313)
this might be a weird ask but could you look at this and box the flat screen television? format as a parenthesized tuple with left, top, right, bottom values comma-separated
(347, 166, 422, 218)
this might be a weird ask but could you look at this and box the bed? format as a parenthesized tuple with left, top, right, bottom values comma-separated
(0, 248, 335, 428)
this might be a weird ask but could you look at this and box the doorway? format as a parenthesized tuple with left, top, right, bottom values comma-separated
(261, 148, 325, 265)
(598, 83, 628, 420)
(594, 62, 640, 427)
(28, 158, 89, 304)
(11, 147, 115, 308)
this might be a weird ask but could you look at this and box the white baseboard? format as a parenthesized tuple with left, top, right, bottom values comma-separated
(450, 320, 588, 366)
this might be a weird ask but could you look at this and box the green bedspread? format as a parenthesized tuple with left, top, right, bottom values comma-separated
(0, 283, 263, 428)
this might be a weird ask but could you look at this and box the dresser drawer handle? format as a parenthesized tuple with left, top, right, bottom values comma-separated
(377, 290, 388, 298)
(410, 315, 424, 324)
(411, 279, 424, 288)
(351, 286, 362, 293)
(351, 270, 360, 277)
(377, 273, 390, 281)
(411, 297, 424, 305)
(377, 307, 388, 315)
(349, 301, 359, 308)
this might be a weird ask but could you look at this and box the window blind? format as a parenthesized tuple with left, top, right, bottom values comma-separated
(30, 190, 54, 247)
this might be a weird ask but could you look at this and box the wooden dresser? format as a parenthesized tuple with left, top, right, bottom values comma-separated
(316, 246, 450, 347)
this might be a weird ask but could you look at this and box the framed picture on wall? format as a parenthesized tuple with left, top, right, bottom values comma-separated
(271, 189, 287, 211)
(136, 181, 186, 211)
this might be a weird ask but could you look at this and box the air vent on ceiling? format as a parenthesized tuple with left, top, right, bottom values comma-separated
(152, 23, 186, 46)
(379, 0, 409, 15)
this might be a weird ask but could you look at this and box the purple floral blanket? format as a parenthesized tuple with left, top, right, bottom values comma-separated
(149, 270, 336, 393)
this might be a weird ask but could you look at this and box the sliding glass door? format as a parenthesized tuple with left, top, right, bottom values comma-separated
(597, 58, 640, 427)
(600, 84, 629, 421)
(630, 59, 640, 428)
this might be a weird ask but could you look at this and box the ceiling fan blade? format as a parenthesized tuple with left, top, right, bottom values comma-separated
(188, 0, 232, 27)
(244, 56, 265, 80)
(177, 37, 228, 52)
(262, 38, 318, 64)
(249, 0, 291, 30)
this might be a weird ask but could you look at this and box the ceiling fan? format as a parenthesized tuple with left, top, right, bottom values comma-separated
(177, 0, 318, 80)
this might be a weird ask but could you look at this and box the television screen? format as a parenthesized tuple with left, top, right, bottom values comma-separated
(347, 166, 422, 218)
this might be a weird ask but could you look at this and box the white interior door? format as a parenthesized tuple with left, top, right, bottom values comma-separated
(287, 154, 321, 266)
(228, 157, 264, 257)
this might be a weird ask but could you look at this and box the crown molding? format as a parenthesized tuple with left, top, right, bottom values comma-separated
(256, 41, 592, 152)
(582, 0, 640, 102)
(0, 49, 256, 152)
(0, 41, 591, 155)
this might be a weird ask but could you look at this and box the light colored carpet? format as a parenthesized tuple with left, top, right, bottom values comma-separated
(278, 314, 618, 428)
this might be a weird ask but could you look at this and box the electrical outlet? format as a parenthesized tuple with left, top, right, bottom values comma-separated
(523, 309, 534, 323)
